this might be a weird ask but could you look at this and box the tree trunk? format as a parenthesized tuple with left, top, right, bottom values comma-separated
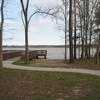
(89, 21, 92, 58)
(0, 0, 4, 68)
(78, 5, 84, 59)
(65, 0, 67, 61)
(96, 44, 100, 64)
(0, 27, 3, 68)
(25, 24, 29, 64)
(96, 34, 100, 64)
(69, 0, 74, 63)
(20, 0, 29, 64)
(80, 18, 84, 59)
(24, 9, 29, 64)
(74, 0, 77, 59)
(80, 17, 84, 59)
(85, 0, 89, 58)
(83, 0, 87, 58)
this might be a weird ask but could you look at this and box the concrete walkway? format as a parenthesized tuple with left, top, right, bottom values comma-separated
(3, 58, 100, 76)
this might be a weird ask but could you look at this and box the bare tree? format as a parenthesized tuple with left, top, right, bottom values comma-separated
(52, 0, 69, 61)
(76, 0, 99, 59)
(64, 0, 68, 61)
(69, 0, 74, 63)
(94, 1, 100, 64)
(20, 0, 39, 64)
(74, 0, 77, 59)
(96, 34, 100, 64)
(53, 0, 74, 63)
(0, 0, 5, 68)
(20, 0, 59, 64)
(60, 0, 69, 61)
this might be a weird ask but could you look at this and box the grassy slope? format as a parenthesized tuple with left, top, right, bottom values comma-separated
(0, 69, 100, 100)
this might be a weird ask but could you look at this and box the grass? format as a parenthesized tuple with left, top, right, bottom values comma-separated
(0, 68, 100, 100)
(13, 58, 100, 70)
(12, 60, 28, 66)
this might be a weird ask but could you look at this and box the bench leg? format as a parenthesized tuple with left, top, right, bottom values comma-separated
(44, 56, 46, 59)
(36, 56, 38, 59)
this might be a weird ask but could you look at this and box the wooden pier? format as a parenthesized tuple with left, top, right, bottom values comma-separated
(20, 50, 47, 61)
(3, 51, 22, 60)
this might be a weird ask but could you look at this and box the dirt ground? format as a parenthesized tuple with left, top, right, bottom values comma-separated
(30, 59, 69, 67)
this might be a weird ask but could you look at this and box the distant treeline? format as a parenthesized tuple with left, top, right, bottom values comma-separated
(3, 45, 97, 48)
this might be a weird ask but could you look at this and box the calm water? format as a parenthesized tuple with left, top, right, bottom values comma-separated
(3, 47, 96, 59)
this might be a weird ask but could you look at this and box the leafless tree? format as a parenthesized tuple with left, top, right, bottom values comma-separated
(20, 0, 41, 64)
(74, 0, 77, 59)
(94, 0, 100, 64)
(20, 0, 59, 64)
(48, 0, 74, 63)
(76, 0, 99, 59)
(64, 0, 68, 61)
(56, 0, 69, 61)
(69, 0, 74, 63)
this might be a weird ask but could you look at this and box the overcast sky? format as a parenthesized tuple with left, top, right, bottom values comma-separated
(2, 0, 65, 46)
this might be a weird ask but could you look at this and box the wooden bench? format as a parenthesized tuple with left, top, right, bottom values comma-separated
(34, 50, 47, 59)
(20, 50, 47, 61)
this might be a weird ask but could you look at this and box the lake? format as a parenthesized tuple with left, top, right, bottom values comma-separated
(3, 47, 96, 59)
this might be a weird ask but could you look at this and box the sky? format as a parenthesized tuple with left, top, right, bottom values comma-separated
(2, 0, 65, 46)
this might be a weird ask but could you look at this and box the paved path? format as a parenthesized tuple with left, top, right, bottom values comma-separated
(3, 58, 100, 76)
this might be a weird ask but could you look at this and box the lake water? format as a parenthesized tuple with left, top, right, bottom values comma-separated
(3, 47, 96, 59)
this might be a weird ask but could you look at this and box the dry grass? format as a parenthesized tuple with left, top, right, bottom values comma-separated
(13, 58, 100, 70)
(0, 69, 100, 100)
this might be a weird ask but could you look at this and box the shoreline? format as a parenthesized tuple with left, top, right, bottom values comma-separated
(3, 44, 96, 48)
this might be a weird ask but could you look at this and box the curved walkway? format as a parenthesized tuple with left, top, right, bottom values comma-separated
(3, 59, 100, 76)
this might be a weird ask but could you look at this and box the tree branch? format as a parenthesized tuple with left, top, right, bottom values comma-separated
(20, 0, 25, 15)
(26, 0, 29, 12)
(28, 11, 37, 24)
(21, 10, 25, 28)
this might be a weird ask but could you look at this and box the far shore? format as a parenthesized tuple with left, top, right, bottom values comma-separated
(3, 45, 67, 48)
(3, 45, 96, 48)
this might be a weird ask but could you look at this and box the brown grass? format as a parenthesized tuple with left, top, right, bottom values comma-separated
(21, 58, 100, 70)
(0, 69, 100, 100)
